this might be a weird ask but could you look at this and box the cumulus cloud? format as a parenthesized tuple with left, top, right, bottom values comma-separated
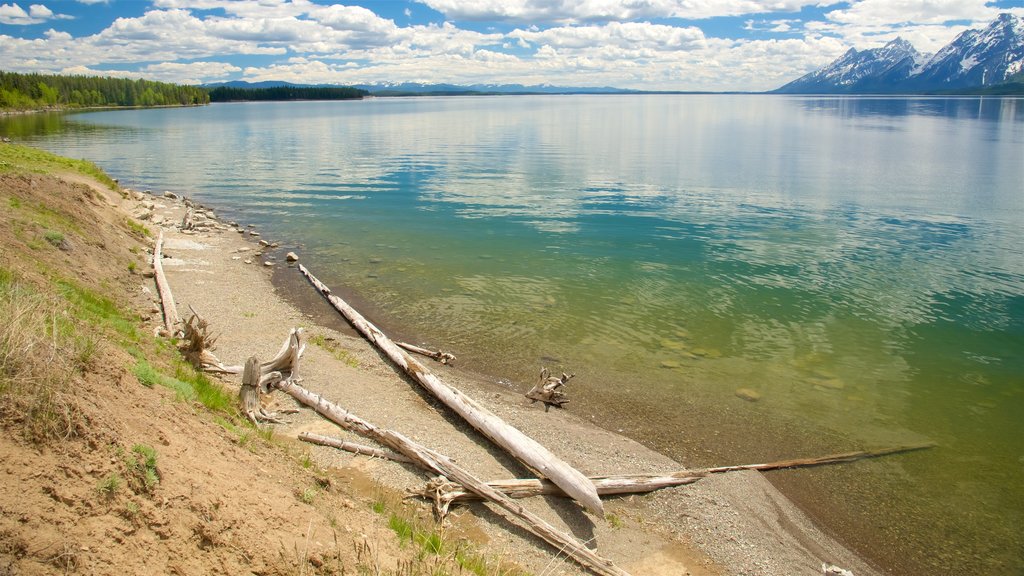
(418, 0, 824, 23)
(0, 2, 68, 24)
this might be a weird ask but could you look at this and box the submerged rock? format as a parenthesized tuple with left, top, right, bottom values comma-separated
(735, 388, 762, 402)
(286, 252, 299, 262)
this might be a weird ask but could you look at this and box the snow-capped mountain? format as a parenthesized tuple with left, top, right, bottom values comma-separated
(907, 13, 1024, 89)
(776, 13, 1024, 93)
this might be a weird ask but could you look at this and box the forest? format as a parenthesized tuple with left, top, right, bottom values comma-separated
(0, 71, 209, 110)
(207, 85, 368, 102)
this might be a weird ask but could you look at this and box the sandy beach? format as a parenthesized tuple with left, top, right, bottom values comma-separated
(142, 188, 884, 576)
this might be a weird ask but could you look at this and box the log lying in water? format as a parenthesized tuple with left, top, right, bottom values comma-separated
(411, 443, 937, 510)
(298, 263, 603, 516)
(276, 379, 630, 576)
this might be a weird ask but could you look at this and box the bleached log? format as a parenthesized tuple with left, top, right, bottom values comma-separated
(298, 264, 603, 516)
(298, 431, 414, 464)
(153, 230, 180, 334)
(276, 379, 630, 576)
(413, 443, 937, 506)
(396, 341, 456, 365)
(203, 328, 306, 375)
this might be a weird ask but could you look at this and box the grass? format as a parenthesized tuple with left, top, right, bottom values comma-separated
(122, 217, 151, 238)
(0, 142, 118, 191)
(310, 333, 360, 368)
(132, 357, 235, 414)
(368, 489, 529, 576)
(97, 473, 122, 497)
(43, 230, 64, 248)
(0, 268, 87, 441)
(127, 444, 160, 494)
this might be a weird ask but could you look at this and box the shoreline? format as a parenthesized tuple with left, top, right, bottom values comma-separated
(145, 189, 883, 575)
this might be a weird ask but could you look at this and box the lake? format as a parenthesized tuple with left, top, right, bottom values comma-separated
(4, 95, 1022, 575)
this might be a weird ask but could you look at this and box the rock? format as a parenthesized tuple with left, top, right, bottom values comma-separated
(270, 242, 280, 248)
(231, 256, 241, 261)
(258, 239, 270, 247)
(734, 388, 761, 402)
(660, 360, 681, 369)
(162, 191, 178, 200)
(814, 378, 846, 390)
(243, 259, 252, 265)
(249, 231, 260, 237)
(286, 252, 299, 262)
(236, 247, 250, 252)
(236, 229, 245, 234)
(263, 261, 273, 267)
(142, 270, 155, 279)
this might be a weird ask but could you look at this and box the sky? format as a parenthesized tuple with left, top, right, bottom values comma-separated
(1, 0, 1022, 92)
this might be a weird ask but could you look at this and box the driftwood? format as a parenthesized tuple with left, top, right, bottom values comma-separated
(396, 341, 456, 365)
(181, 305, 237, 373)
(412, 443, 937, 510)
(180, 201, 195, 231)
(276, 379, 630, 576)
(299, 431, 414, 464)
(526, 368, 573, 411)
(152, 230, 180, 334)
(298, 264, 603, 516)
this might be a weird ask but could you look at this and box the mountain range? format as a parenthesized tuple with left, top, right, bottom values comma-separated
(776, 13, 1024, 94)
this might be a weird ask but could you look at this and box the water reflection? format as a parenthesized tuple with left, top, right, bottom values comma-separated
(797, 95, 1024, 122)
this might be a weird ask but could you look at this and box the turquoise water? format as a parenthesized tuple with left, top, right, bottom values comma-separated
(4, 96, 1023, 575)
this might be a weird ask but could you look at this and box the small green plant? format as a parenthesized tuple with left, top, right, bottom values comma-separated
(127, 261, 137, 273)
(300, 452, 314, 469)
(124, 501, 140, 517)
(97, 473, 122, 497)
(123, 217, 151, 238)
(43, 230, 64, 247)
(127, 444, 160, 494)
(9, 196, 21, 209)
(606, 512, 624, 529)
(298, 487, 319, 505)
(310, 333, 359, 367)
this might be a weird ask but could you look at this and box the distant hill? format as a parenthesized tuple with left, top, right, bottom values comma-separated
(202, 80, 638, 96)
(776, 13, 1024, 94)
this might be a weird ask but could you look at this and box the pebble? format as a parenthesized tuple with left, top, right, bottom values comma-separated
(243, 259, 252, 264)
(263, 261, 273, 267)
(286, 252, 299, 262)
(258, 239, 270, 247)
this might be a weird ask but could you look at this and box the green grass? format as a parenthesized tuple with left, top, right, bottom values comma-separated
(309, 333, 359, 368)
(56, 278, 139, 344)
(0, 142, 118, 191)
(132, 358, 235, 413)
(97, 473, 122, 497)
(127, 444, 159, 494)
(43, 230, 64, 247)
(122, 217, 151, 238)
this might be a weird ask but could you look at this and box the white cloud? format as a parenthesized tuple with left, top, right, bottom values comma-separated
(418, 0, 824, 23)
(0, 2, 67, 24)
(511, 22, 707, 52)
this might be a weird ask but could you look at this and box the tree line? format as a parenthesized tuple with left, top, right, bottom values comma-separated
(207, 85, 368, 102)
(0, 71, 209, 110)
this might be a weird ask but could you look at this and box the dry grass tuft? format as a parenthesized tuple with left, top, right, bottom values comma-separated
(0, 269, 88, 442)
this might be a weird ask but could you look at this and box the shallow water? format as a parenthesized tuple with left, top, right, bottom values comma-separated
(5, 95, 1023, 575)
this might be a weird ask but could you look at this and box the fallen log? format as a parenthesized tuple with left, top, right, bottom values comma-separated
(396, 341, 456, 365)
(299, 431, 414, 464)
(298, 264, 603, 516)
(153, 230, 180, 334)
(275, 379, 630, 576)
(412, 443, 937, 508)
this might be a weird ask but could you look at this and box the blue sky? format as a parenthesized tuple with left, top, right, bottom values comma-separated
(1, 0, 1022, 91)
